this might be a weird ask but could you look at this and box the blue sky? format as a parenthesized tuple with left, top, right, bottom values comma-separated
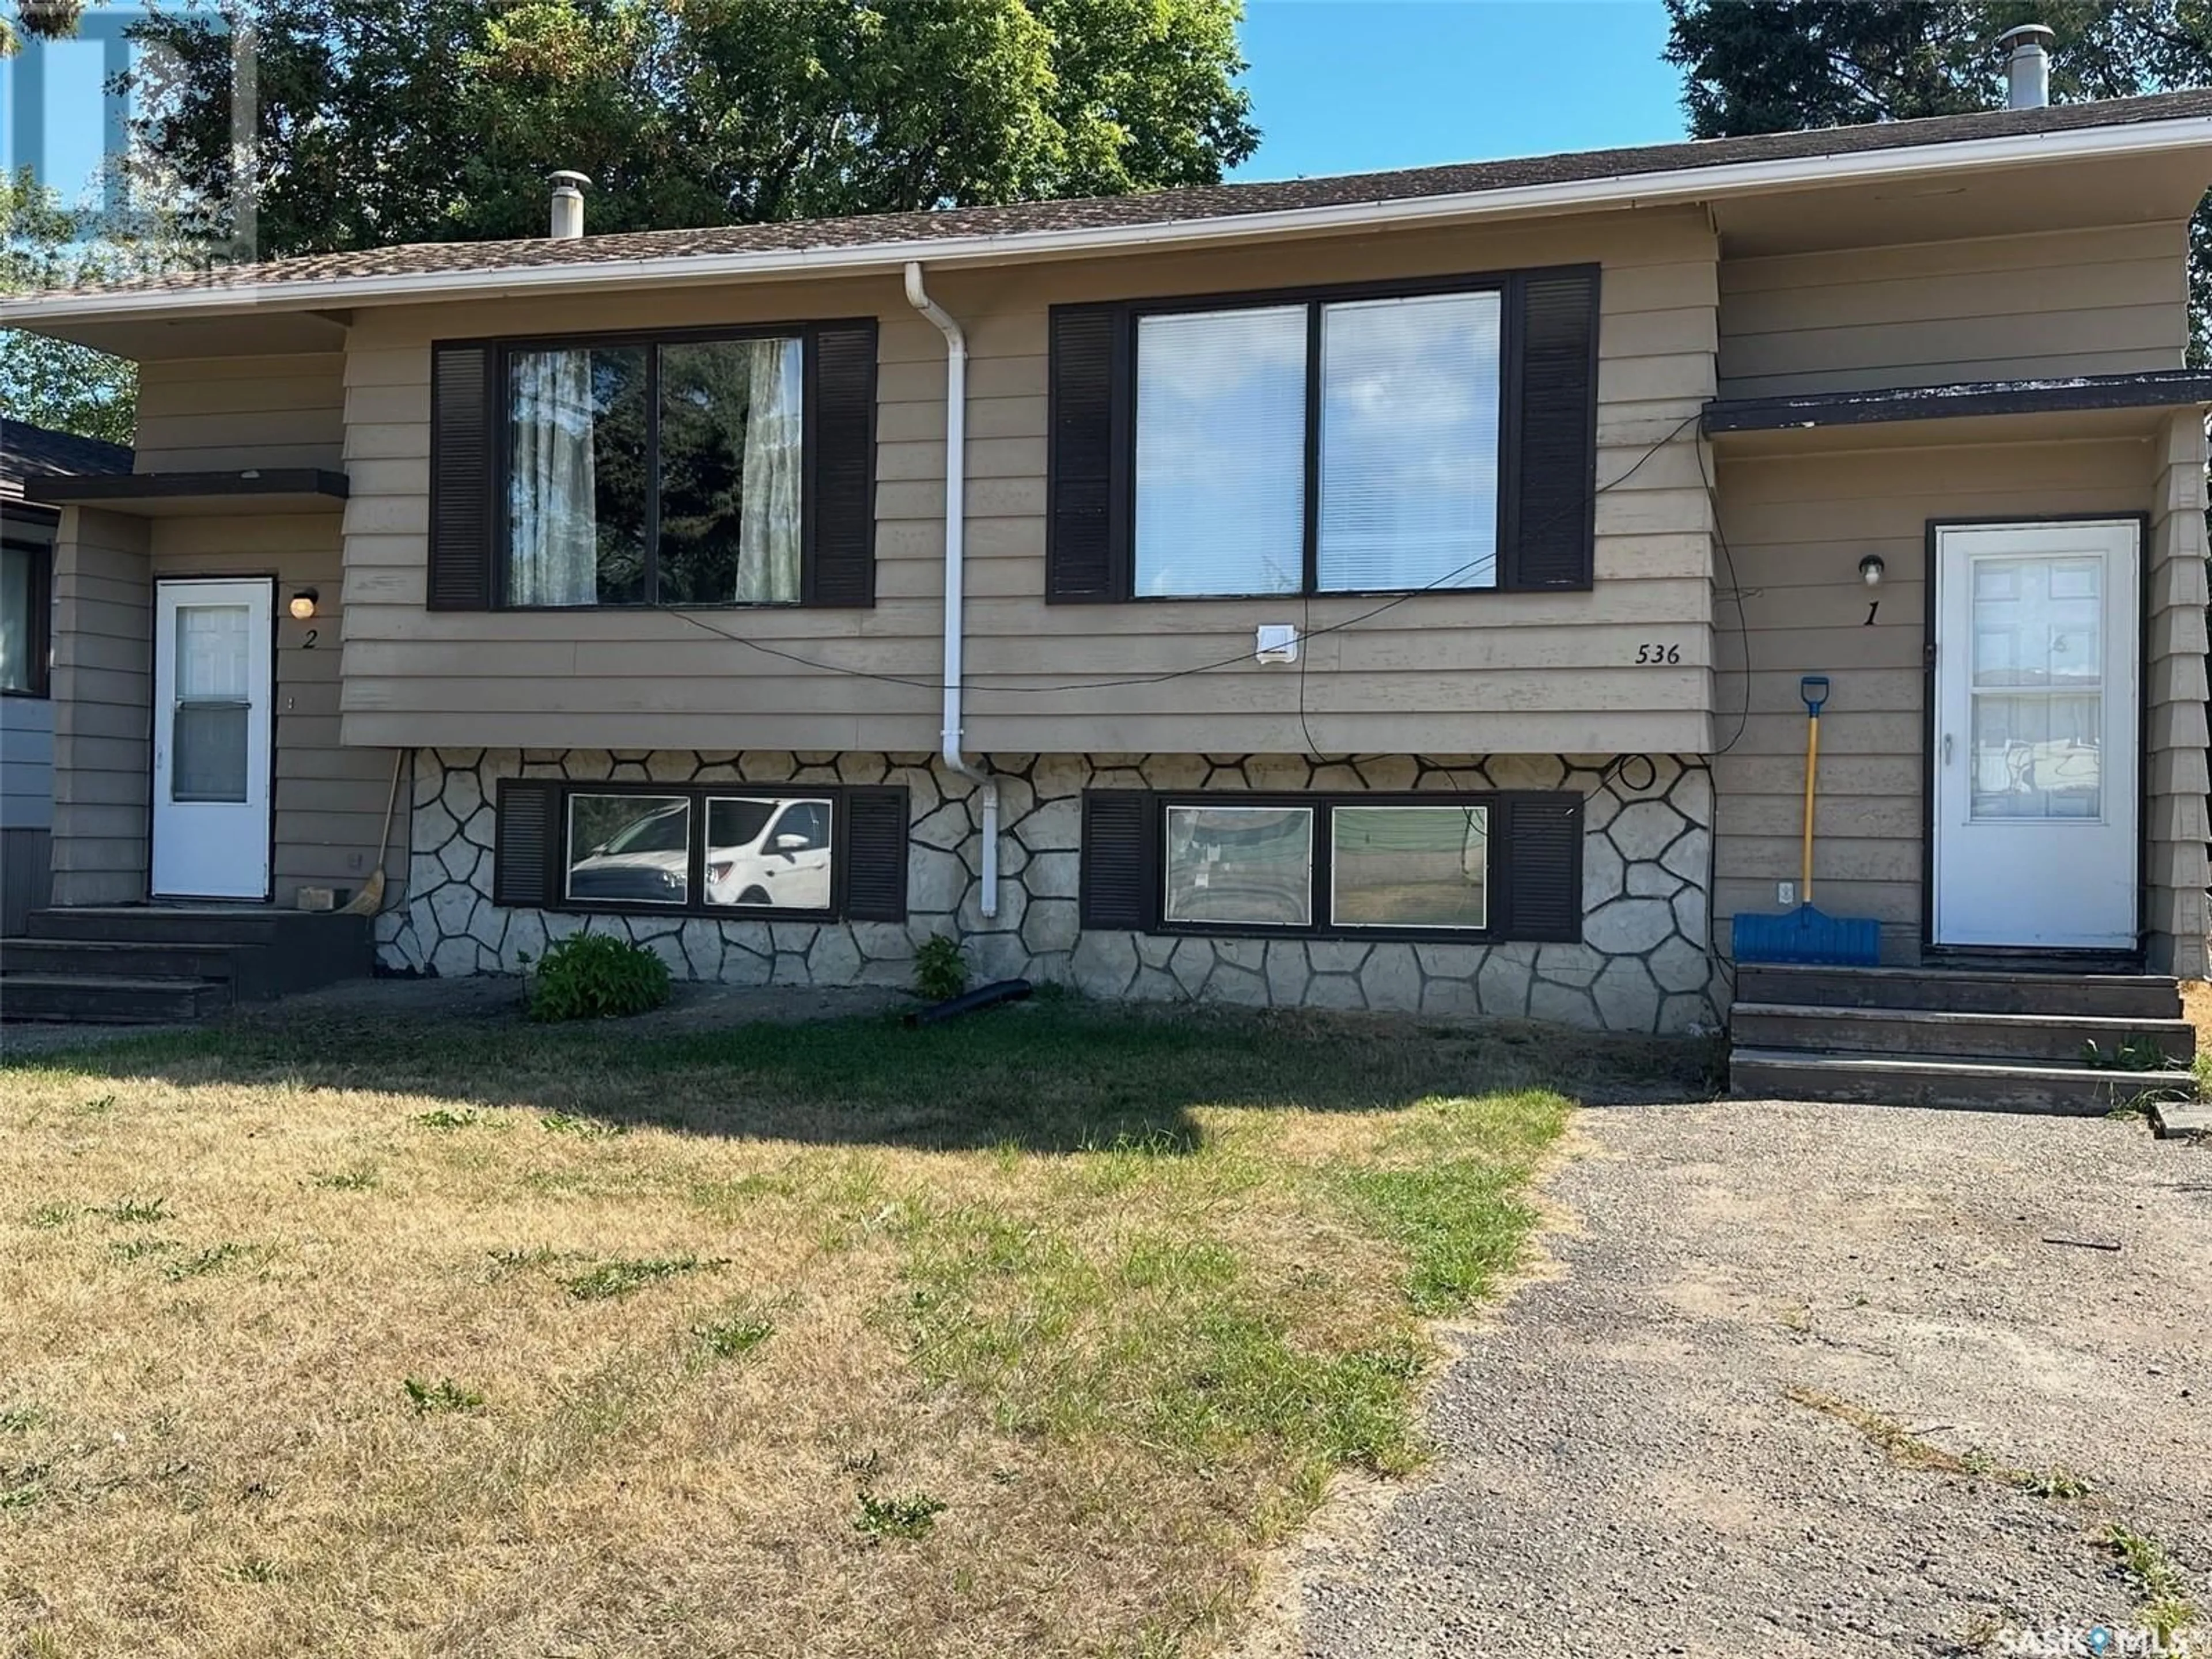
(1234, 0, 1687, 180)
(3, 1, 1691, 206)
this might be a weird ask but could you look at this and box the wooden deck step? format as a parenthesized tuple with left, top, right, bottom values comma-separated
(1, 908, 370, 1024)
(1730, 1002, 2196, 1066)
(0, 974, 231, 1024)
(1733, 963, 2181, 1021)
(1729, 1048, 2195, 1116)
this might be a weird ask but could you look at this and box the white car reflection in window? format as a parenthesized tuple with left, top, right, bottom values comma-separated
(707, 797, 833, 910)
(566, 798, 691, 904)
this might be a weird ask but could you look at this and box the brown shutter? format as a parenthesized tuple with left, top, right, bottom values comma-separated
(1080, 790, 1153, 929)
(1503, 267, 1600, 592)
(1047, 304, 1128, 602)
(429, 342, 496, 610)
(842, 786, 909, 920)
(805, 320, 878, 608)
(1494, 792, 1584, 942)
(493, 779, 560, 908)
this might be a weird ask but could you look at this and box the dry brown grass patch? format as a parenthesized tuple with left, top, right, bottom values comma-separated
(0, 998, 1690, 1656)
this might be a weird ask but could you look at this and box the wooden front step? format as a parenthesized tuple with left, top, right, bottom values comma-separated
(2, 907, 370, 1025)
(1733, 963, 2181, 1021)
(0, 938, 287, 999)
(1727, 962, 2197, 1115)
(1732, 1002, 2196, 1066)
(1, 974, 232, 1024)
(1730, 1049, 2196, 1117)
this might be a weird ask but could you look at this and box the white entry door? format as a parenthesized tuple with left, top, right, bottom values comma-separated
(152, 577, 273, 900)
(1932, 521, 2138, 949)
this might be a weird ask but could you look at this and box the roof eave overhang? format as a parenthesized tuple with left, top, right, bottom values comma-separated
(1703, 369, 2212, 435)
(9, 114, 2212, 331)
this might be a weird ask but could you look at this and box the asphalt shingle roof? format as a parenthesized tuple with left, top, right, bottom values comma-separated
(0, 419, 134, 501)
(47, 88, 2212, 301)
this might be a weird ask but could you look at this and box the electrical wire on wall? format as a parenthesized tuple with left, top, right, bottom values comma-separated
(1696, 437, 1754, 757)
(665, 409, 1710, 713)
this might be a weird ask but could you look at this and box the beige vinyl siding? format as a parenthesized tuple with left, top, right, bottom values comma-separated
(149, 513, 404, 907)
(937, 211, 1719, 756)
(1715, 224, 2190, 399)
(340, 274, 944, 752)
(2144, 410, 2210, 976)
(1709, 435, 2153, 961)
(339, 207, 1720, 756)
(48, 506, 151, 904)
(134, 353, 346, 472)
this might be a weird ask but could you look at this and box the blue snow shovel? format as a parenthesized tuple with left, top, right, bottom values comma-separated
(1730, 675, 1881, 966)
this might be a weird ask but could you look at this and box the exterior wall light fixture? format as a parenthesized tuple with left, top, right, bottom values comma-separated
(1858, 555, 1885, 588)
(289, 588, 320, 621)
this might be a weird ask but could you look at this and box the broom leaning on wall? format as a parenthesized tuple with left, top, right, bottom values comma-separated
(339, 753, 404, 919)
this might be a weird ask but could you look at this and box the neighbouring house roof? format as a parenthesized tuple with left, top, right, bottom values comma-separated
(11, 88, 2212, 323)
(0, 419, 134, 507)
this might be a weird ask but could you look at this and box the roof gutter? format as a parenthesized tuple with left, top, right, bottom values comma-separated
(10, 115, 2212, 329)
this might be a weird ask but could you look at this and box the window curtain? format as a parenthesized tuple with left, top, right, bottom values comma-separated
(733, 336, 804, 603)
(509, 350, 601, 606)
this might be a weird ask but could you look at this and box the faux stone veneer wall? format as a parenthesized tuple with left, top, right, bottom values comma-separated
(377, 749, 1722, 1033)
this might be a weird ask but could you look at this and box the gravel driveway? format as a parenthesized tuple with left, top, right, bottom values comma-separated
(1271, 1102, 2210, 1658)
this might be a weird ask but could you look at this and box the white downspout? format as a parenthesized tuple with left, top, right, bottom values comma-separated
(903, 260, 999, 919)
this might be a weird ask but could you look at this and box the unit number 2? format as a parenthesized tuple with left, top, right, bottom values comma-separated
(1634, 643, 1681, 664)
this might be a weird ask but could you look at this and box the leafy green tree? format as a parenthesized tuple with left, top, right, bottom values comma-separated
(0, 171, 138, 444)
(1, 1, 89, 57)
(122, 0, 1259, 258)
(1663, 1, 2212, 360)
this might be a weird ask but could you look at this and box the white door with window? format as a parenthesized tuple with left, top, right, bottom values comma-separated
(1933, 521, 2138, 950)
(152, 578, 273, 900)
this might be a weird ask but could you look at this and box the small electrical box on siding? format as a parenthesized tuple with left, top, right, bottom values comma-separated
(1255, 624, 1300, 664)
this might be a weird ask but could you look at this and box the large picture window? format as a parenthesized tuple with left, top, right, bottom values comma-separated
(1132, 289, 1501, 599)
(429, 318, 876, 613)
(507, 331, 804, 608)
(1047, 267, 1597, 603)
(497, 779, 908, 922)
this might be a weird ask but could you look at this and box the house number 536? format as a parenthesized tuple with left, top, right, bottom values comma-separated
(1634, 643, 1681, 664)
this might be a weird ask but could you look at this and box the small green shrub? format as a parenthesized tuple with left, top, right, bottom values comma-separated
(527, 933, 672, 1023)
(912, 935, 969, 1003)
